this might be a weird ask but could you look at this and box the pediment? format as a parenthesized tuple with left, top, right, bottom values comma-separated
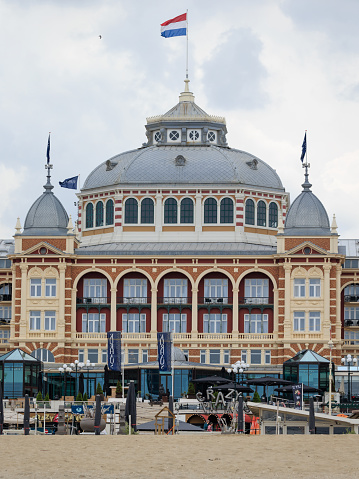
(285, 241, 328, 256)
(23, 241, 65, 256)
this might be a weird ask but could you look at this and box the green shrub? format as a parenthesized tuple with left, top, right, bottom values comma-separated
(83, 392, 88, 402)
(96, 382, 103, 395)
(187, 382, 195, 395)
(76, 392, 83, 402)
(116, 380, 122, 397)
(36, 391, 43, 401)
(44, 392, 50, 402)
(253, 391, 261, 403)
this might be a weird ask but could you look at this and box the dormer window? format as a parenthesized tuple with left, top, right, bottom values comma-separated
(188, 130, 200, 141)
(154, 131, 161, 143)
(208, 131, 216, 142)
(169, 130, 180, 141)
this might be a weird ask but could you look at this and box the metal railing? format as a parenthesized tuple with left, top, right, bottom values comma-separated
(76, 297, 109, 304)
(239, 297, 272, 305)
(0, 294, 11, 302)
(198, 297, 229, 304)
(344, 319, 359, 327)
(344, 295, 359, 303)
(117, 297, 149, 304)
(157, 297, 191, 305)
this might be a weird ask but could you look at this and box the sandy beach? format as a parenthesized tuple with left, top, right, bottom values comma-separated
(0, 435, 357, 479)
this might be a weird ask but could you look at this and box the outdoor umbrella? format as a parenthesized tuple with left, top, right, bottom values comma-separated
(0, 381, 3, 435)
(192, 376, 232, 384)
(309, 396, 316, 434)
(125, 381, 137, 432)
(94, 394, 102, 435)
(24, 394, 30, 436)
(237, 395, 244, 434)
(103, 365, 109, 397)
(213, 382, 254, 394)
(246, 377, 294, 398)
(78, 372, 85, 396)
(274, 384, 323, 394)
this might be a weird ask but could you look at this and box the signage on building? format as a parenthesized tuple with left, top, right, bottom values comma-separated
(107, 331, 121, 371)
(292, 384, 303, 410)
(157, 332, 172, 372)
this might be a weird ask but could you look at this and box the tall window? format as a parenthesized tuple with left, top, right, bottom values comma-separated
(204, 278, 228, 303)
(294, 278, 306, 297)
(293, 311, 305, 331)
(309, 279, 321, 297)
(31, 348, 55, 362)
(124, 198, 138, 224)
(44, 311, 56, 331)
(345, 307, 359, 320)
(220, 198, 234, 223)
(95, 201, 104, 227)
(141, 198, 154, 224)
(122, 313, 146, 333)
(200, 350, 206, 363)
(164, 278, 188, 303)
(269, 202, 278, 227)
(245, 199, 255, 225)
(163, 313, 187, 333)
(88, 349, 98, 363)
(83, 278, 107, 303)
(309, 312, 321, 331)
(0, 306, 11, 320)
(180, 198, 194, 223)
(203, 313, 227, 333)
(164, 198, 177, 223)
(45, 279, 56, 297)
(123, 278, 147, 302)
(128, 349, 139, 364)
(82, 313, 106, 333)
(204, 198, 217, 223)
(244, 278, 269, 304)
(86, 203, 93, 228)
(265, 350, 271, 364)
(257, 200, 266, 226)
(106, 199, 114, 225)
(209, 349, 221, 364)
(30, 279, 42, 297)
(344, 284, 359, 299)
(250, 350, 262, 365)
(29, 311, 41, 330)
(244, 314, 268, 333)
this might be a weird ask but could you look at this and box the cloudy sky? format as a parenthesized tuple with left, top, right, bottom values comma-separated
(0, 0, 358, 239)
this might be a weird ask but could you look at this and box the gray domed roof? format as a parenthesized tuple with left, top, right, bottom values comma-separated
(284, 175, 330, 236)
(82, 145, 283, 190)
(23, 181, 69, 236)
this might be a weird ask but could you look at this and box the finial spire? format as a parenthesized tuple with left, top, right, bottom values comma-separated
(300, 130, 311, 191)
(44, 132, 54, 192)
(331, 214, 338, 234)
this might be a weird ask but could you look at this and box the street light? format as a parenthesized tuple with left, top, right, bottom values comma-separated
(341, 354, 357, 402)
(328, 339, 334, 415)
(70, 360, 85, 398)
(227, 360, 249, 384)
(58, 364, 73, 399)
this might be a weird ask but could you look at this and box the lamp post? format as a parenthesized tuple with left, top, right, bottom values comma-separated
(70, 360, 85, 398)
(58, 364, 73, 399)
(328, 339, 334, 415)
(341, 354, 357, 402)
(227, 360, 249, 385)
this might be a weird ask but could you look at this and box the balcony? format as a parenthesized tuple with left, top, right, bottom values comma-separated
(198, 333, 233, 340)
(239, 297, 272, 305)
(237, 333, 274, 340)
(76, 297, 109, 305)
(199, 297, 229, 305)
(0, 318, 11, 325)
(344, 295, 359, 303)
(0, 294, 11, 302)
(157, 297, 191, 306)
(344, 320, 359, 327)
(117, 297, 150, 305)
(75, 332, 151, 340)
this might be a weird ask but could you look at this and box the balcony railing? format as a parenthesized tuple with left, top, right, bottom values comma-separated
(75, 332, 151, 340)
(0, 294, 11, 302)
(344, 320, 359, 327)
(157, 297, 191, 305)
(344, 295, 359, 303)
(198, 297, 229, 305)
(117, 297, 149, 305)
(239, 297, 272, 305)
(198, 333, 233, 340)
(76, 297, 109, 305)
(344, 340, 359, 347)
(0, 317, 11, 324)
(237, 333, 274, 340)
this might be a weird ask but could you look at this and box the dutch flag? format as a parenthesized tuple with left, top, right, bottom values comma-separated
(161, 13, 187, 38)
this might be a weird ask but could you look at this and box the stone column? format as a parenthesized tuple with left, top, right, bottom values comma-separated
(283, 262, 292, 340)
(19, 262, 28, 339)
(195, 194, 202, 233)
(151, 288, 158, 335)
(110, 287, 117, 331)
(58, 262, 67, 340)
(155, 194, 163, 233)
(273, 288, 279, 341)
(191, 288, 198, 335)
(323, 262, 332, 338)
(232, 287, 239, 334)
(335, 263, 342, 342)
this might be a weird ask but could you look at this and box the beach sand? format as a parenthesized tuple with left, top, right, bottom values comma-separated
(0, 435, 357, 478)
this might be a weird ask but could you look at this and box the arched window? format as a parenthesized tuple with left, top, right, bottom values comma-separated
(269, 202, 278, 228)
(95, 201, 104, 227)
(220, 198, 234, 223)
(125, 198, 138, 224)
(86, 203, 94, 229)
(105, 199, 114, 226)
(204, 198, 217, 223)
(180, 198, 194, 223)
(164, 198, 177, 224)
(141, 198, 154, 224)
(245, 199, 255, 225)
(257, 200, 266, 227)
(31, 348, 55, 362)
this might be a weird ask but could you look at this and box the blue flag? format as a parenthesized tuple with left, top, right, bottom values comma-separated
(46, 133, 50, 164)
(157, 332, 172, 372)
(300, 132, 306, 162)
(107, 331, 121, 371)
(59, 176, 78, 190)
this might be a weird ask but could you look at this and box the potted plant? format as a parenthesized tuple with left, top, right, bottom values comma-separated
(187, 382, 196, 399)
(76, 392, 83, 402)
(96, 382, 105, 401)
(115, 380, 123, 398)
(83, 392, 88, 402)
(253, 391, 261, 403)
(36, 391, 44, 407)
(44, 392, 51, 408)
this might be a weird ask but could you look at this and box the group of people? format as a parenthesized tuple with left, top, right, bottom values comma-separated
(203, 419, 213, 432)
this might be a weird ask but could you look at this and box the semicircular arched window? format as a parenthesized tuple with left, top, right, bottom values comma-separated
(180, 198, 194, 223)
(95, 201, 104, 227)
(124, 198, 138, 224)
(245, 199, 255, 225)
(269, 202, 278, 228)
(257, 200, 266, 227)
(220, 197, 234, 224)
(164, 198, 178, 224)
(141, 198, 154, 224)
(105, 199, 114, 226)
(204, 198, 217, 224)
(86, 203, 94, 229)
(31, 348, 55, 362)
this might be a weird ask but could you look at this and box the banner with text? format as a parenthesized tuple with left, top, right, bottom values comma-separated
(157, 332, 172, 372)
(292, 384, 303, 410)
(107, 331, 121, 371)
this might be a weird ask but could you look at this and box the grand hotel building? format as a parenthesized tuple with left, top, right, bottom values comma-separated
(0, 80, 358, 397)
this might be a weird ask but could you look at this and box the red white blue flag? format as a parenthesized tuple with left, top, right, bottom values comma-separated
(161, 13, 187, 38)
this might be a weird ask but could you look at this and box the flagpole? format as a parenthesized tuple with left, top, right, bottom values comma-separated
(78, 174, 81, 191)
(186, 9, 189, 79)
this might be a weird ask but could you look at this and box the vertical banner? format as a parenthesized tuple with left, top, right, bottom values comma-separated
(107, 331, 121, 371)
(157, 332, 172, 372)
(292, 384, 303, 410)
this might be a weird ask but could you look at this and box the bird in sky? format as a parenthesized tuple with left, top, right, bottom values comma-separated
(99, 35, 102, 39)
